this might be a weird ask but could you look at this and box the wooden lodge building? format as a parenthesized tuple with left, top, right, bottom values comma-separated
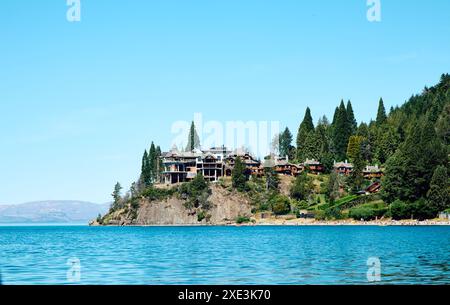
(363, 165, 383, 179)
(304, 159, 325, 175)
(224, 151, 261, 177)
(162, 146, 261, 184)
(161, 146, 383, 185)
(334, 160, 353, 175)
(333, 161, 384, 179)
(273, 156, 304, 176)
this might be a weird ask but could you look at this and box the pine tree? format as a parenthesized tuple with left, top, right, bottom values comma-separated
(141, 150, 151, 187)
(296, 107, 315, 160)
(264, 167, 280, 192)
(111, 182, 123, 211)
(376, 98, 387, 125)
(436, 103, 450, 145)
(149, 142, 157, 182)
(375, 126, 400, 164)
(315, 119, 331, 167)
(232, 157, 248, 192)
(303, 131, 321, 160)
(318, 115, 330, 126)
(357, 123, 369, 138)
(346, 100, 357, 135)
(347, 137, 365, 193)
(347, 136, 364, 162)
(382, 119, 447, 203)
(186, 121, 201, 151)
(332, 100, 350, 161)
(290, 172, 312, 201)
(129, 182, 138, 198)
(156, 146, 163, 183)
(326, 171, 340, 203)
(332, 107, 339, 125)
(426, 165, 450, 215)
(279, 127, 293, 157)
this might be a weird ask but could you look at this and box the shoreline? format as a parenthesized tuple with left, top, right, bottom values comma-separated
(91, 218, 450, 227)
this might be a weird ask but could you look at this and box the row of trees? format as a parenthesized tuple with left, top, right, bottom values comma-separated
(277, 95, 397, 165)
(278, 98, 390, 167)
(140, 142, 163, 187)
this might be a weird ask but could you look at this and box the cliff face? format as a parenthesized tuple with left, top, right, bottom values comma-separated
(98, 185, 252, 226)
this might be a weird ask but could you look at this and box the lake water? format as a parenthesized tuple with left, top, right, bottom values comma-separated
(0, 225, 449, 285)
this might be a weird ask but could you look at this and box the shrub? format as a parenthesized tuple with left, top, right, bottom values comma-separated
(271, 195, 291, 215)
(290, 173, 312, 201)
(292, 200, 309, 217)
(179, 174, 212, 210)
(349, 207, 387, 221)
(232, 157, 249, 192)
(314, 210, 326, 221)
(315, 208, 344, 220)
(96, 214, 103, 224)
(323, 207, 344, 220)
(142, 186, 175, 201)
(197, 211, 206, 222)
(410, 199, 436, 220)
(236, 216, 251, 224)
(389, 199, 436, 220)
(389, 200, 409, 220)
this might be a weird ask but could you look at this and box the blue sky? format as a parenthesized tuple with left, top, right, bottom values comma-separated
(1, 0, 449, 204)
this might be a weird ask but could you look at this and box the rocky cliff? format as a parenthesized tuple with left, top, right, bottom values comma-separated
(95, 185, 253, 226)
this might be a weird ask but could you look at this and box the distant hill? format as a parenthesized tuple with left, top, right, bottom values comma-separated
(0, 201, 110, 224)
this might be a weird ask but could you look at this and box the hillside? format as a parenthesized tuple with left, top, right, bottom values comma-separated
(98, 74, 450, 225)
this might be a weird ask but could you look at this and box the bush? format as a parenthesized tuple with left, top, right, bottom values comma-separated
(314, 208, 344, 220)
(179, 174, 212, 210)
(349, 207, 387, 221)
(142, 187, 175, 201)
(410, 199, 437, 220)
(271, 195, 291, 215)
(290, 173, 312, 201)
(236, 216, 251, 224)
(96, 214, 103, 224)
(292, 200, 309, 217)
(389, 199, 436, 220)
(314, 210, 326, 221)
(197, 211, 206, 222)
(323, 207, 344, 220)
(389, 200, 410, 220)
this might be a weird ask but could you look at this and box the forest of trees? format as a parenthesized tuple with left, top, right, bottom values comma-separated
(278, 74, 450, 217)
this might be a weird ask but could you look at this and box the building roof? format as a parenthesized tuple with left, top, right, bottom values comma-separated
(304, 159, 322, 166)
(334, 161, 353, 168)
(363, 165, 382, 173)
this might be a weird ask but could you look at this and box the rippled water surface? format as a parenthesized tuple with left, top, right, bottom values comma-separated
(0, 225, 449, 284)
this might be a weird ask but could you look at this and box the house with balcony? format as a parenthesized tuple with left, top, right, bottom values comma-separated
(304, 159, 325, 175)
(333, 160, 353, 176)
(363, 165, 383, 179)
(161, 146, 202, 184)
(223, 150, 261, 177)
(273, 156, 304, 176)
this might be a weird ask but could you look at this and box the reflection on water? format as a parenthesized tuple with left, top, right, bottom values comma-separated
(0, 226, 449, 285)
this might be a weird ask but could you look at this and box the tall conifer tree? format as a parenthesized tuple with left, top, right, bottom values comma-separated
(186, 121, 201, 151)
(376, 98, 387, 125)
(346, 100, 357, 135)
(296, 107, 315, 160)
(332, 100, 351, 161)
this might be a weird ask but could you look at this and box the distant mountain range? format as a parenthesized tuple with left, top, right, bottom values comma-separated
(0, 201, 110, 224)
